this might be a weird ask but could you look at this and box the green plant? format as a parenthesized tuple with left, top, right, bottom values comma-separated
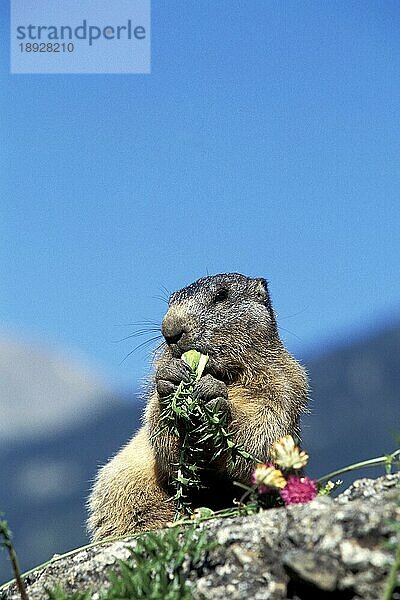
(0, 515, 29, 600)
(316, 448, 400, 484)
(108, 526, 211, 599)
(47, 526, 214, 600)
(156, 349, 260, 518)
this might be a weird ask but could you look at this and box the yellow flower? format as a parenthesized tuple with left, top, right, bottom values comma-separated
(252, 463, 286, 490)
(271, 435, 309, 470)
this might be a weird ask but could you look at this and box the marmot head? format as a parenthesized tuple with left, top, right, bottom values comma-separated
(160, 273, 280, 381)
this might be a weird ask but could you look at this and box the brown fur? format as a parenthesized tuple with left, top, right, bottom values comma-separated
(88, 273, 308, 541)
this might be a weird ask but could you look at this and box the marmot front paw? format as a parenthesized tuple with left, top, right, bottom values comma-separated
(193, 373, 228, 403)
(155, 358, 193, 398)
(192, 374, 230, 419)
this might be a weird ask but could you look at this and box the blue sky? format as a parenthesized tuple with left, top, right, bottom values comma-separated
(1, 1, 400, 391)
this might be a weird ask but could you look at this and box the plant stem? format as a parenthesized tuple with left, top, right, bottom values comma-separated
(6, 544, 29, 600)
(317, 449, 400, 484)
(0, 520, 29, 600)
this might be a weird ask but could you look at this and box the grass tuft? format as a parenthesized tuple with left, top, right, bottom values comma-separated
(47, 526, 214, 600)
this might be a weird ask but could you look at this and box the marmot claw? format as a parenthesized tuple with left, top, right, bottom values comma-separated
(155, 358, 192, 397)
(193, 373, 228, 402)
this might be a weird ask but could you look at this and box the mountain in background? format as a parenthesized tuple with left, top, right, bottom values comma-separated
(303, 319, 400, 481)
(0, 341, 141, 584)
(1, 322, 399, 584)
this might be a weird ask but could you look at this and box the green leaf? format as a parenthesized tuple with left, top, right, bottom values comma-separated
(182, 350, 209, 379)
(182, 349, 202, 371)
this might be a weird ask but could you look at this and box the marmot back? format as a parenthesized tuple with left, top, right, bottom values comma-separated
(88, 273, 308, 540)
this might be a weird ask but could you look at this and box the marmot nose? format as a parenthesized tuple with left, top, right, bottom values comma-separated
(164, 330, 184, 345)
(161, 313, 186, 346)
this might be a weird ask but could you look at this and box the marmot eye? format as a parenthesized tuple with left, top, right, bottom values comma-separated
(213, 288, 228, 303)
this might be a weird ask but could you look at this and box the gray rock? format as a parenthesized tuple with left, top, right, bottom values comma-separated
(1, 473, 399, 600)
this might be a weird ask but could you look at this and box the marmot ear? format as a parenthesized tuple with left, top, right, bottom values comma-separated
(254, 277, 269, 301)
(254, 278, 276, 328)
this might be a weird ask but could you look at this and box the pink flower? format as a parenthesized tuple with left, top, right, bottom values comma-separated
(280, 475, 318, 505)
